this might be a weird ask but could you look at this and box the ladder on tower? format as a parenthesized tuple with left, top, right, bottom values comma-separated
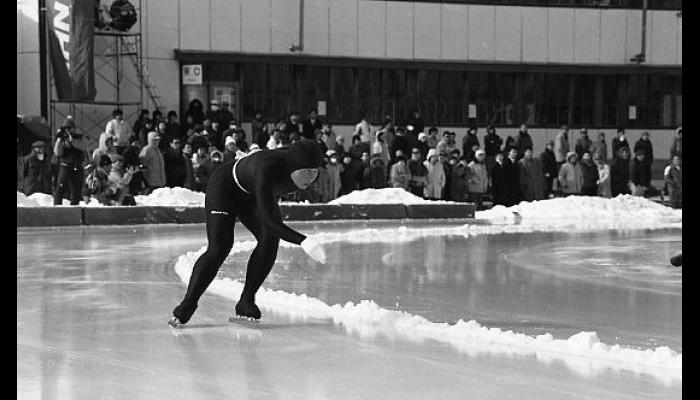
(120, 36, 163, 111)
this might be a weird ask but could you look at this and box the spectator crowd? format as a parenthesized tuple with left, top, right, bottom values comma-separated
(17, 101, 682, 210)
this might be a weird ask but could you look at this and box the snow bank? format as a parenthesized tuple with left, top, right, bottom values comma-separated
(17, 192, 103, 207)
(174, 243, 682, 384)
(329, 188, 453, 205)
(476, 195, 681, 231)
(133, 187, 206, 206)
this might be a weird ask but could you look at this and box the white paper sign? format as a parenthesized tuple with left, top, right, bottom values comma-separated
(317, 101, 327, 116)
(182, 64, 203, 85)
(628, 106, 637, 120)
(468, 104, 477, 118)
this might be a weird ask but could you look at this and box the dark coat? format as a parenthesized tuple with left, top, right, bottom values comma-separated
(462, 133, 480, 161)
(390, 135, 411, 159)
(449, 163, 469, 201)
(302, 118, 323, 140)
(163, 148, 188, 187)
(502, 157, 521, 206)
(365, 159, 388, 189)
(610, 157, 630, 196)
(514, 131, 533, 157)
(630, 158, 651, 186)
(580, 161, 599, 191)
(539, 148, 558, 179)
(484, 134, 503, 157)
(575, 136, 592, 159)
(21, 152, 52, 195)
(491, 161, 507, 205)
(611, 137, 630, 158)
(518, 157, 544, 201)
(407, 158, 428, 197)
(633, 139, 654, 165)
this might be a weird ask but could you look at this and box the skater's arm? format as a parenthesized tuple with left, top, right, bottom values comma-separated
(252, 165, 306, 245)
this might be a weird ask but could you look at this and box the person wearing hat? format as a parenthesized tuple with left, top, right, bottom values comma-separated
(633, 131, 654, 187)
(138, 131, 166, 193)
(207, 99, 234, 129)
(21, 141, 52, 196)
(92, 132, 116, 165)
(630, 149, 650, 197)
(53, 121, 87, 205)
(557, 151, 584, 196)
(223, 135, 238, 164)
(467, 150, 489, 210)
(325, 150, 342, 200)
(389, 154, 411, 190)
(423, 148, 446, 200)
(85, 154, 115, 205)
(462, 127, 480, 162)
(170, 139, 327, 326)
(519, 148, 545, 201)
(589, 131, 607, 162)
(371, 130, 390, 169)
(539, 140, 558, 198)
(163, 137, 188, 188)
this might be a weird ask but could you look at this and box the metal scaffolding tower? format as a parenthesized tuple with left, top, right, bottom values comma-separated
(48, 0, 160, 149)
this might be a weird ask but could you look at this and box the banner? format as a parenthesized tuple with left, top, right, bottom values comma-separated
(46, 0, 96, 101)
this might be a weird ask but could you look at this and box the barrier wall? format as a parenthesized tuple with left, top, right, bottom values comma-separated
(17, 203, 475, 227)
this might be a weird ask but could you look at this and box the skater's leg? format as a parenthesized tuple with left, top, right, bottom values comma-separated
(235, 203, 281, 317)
(173, 211, 235, 323)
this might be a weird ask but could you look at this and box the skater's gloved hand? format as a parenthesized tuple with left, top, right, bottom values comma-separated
(300, 236, 327, 264)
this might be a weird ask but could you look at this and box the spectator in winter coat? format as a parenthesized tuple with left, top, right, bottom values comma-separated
(132, 109, 150, 138)
(303, 108, 323, 140)
(670, 127, 682, 160)
(371, 131, 390, 168)
(423, 149, 446, 200)
(191, 147, 213, 192)
(539, 140, 557, 199)
(353, 114, 373, 144)
(574, 128, 592, 160)
(503, 148, 521, 206)
(589, 131, 607, 162)
(518, 148, 544, 202)
(554, 125, 570, 168)
(594, 155, 611, 198)
(185, 99, 205, 126)
(210, 150, 224, 173)
(21, 141, 52, 195)
(416, 132, 430, 160)
(390, 155, 412, 190)
(107, 154, 136, 205)
(611, 128, 630, 158)
(85, 154, 114, 205)
(333, 135, 347, 160)
(483, 126, 503, 167)
(467, 150, 489, 210)
(165, 111, 181, 142)
(408, 148, 428, 197)
(437, 131, 459, 156)
(462, 127, 480, 162)
(92, 133, 117, 165)
(181, 143, 195, 190)
(449, 156, 469, 202)
(390, 127, 411, 161)
(664, 155, 682, 208)
(365, 155, 388, 189)
(222, 136, 237, 164)
(579, 152, 599, 196)
(139, 131, 166, 193)
(610, 147, 631, 197)
(558, 152, 584, 196)
(339, 155, 357, 195)
(163, 138, 188, 187)
(326, 151, 342, 200)
(491, 153, 507, 206)
(633, 131, 653, 186)
(630, 151, 650, 197)
(426, 127, 439, 149)
(105, 108, 133, 153)
(407, 109, 425, 134)
(357, 152, 371, 189)
(322, 123, 338, 153)
(514, 124, 533, 159)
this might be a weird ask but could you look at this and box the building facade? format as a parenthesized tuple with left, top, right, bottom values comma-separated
(17, 0, 682, 154)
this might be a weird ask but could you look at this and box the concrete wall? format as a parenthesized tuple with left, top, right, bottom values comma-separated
(17, 0, 41, 116)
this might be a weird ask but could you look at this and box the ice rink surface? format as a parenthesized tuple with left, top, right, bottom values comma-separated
(17, 221, 681, 399)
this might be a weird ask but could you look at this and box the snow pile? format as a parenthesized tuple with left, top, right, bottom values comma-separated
(174, 245, 682, 383)
(329, 188, 452, 205)
(17, 192, 103, 207)
(134, 187, 205, 206)
(476, 195, 682, 231)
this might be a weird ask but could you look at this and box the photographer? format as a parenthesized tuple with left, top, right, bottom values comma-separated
(52, 123, 88, 205)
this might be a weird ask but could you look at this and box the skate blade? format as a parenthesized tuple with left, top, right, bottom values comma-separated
(167, 317, 183, 329)
(229, 315, 262, 327)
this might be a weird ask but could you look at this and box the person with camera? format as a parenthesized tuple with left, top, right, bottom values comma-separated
(53, 123, 88, 205)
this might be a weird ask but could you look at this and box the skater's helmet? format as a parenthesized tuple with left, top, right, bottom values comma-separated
(284, 139, 323, 189)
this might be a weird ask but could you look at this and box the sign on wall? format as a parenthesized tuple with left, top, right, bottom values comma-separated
(468, 104, 477, 119)
(317, 101, 327, 116)
(628, 105, 637, 120)
(182, 64, 203, 85)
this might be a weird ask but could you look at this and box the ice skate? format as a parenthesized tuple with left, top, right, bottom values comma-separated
(167, 316, 183, 329)
(229, 300, 262, 327)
